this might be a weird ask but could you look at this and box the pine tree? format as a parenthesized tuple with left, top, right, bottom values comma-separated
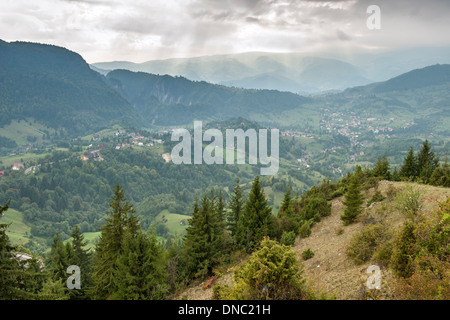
(278, 185, 292, 217)
(400, 147, 417, 180)
(340, 173, 364, 226)
(113, 231, 168, 300)
(236, 176, 275, 251)
(91, 184, 141, 299)
(227, 179, 244, 239)
(68, 225, 92, 299)
(184, 195, 224, 278)
(0, 202, 44, 299)
(417, 140, 438, 182)
(372, 155, 391, 180)
(48, 234, 69, 282)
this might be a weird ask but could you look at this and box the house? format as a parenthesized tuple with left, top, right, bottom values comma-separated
(0, 171, 4, 176)
(12, 163, 24, 171)
(80, 151, 100, 161)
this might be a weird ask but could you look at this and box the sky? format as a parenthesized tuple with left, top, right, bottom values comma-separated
(1, 0, 450, 63)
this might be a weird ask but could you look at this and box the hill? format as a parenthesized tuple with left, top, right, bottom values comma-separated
(177, 180, 450, 300)
(0, 40, 140, 136)
(105, 69, 311, 125)
(93, 53, 371, 94)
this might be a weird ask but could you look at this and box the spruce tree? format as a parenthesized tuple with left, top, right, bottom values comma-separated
(0, 202, 44, 299)
(372, 155, 391, 180)
(91, 184, 141, 299)
(48, 234, 69, 282)
(113, 231, 168, 300)
(184, 195, 223, 278)
(236, 176, 275, 251)
(278, 185, 292, 217)
(68, 225, 92, 299)
(417, 140, 438, 181)
(340, 173, 364, 226)
(400, 147, 417, 180)
(227, 178, 244, 239)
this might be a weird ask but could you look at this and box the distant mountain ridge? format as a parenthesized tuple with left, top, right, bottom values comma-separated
(105, 69, 311, 125)
(346, 64, 450, 94)
(93, 52, 371, 94)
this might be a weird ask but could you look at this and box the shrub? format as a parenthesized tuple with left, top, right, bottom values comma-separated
(301, 248, 315, 260)
(298, 220, 312, 238)
(280, 231, 296, 246)
(345, 223, 390, 264)
(213, 237, 306, 300)
(367, 190, 386, 207)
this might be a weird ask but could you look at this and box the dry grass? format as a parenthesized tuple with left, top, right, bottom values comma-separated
(178, 181, 450, 300)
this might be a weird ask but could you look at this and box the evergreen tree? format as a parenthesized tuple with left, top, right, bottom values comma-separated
(416, 140, 438, 182)
(0, 202, 44, 299)
(278, 185, 292, 217)
(91, 184, 141, 299)
(227, 178, 244, 239)
(372, 155, 391, 180)
(184, 195, 224, 278)
(48, 234, 69, 282)
(400, 147, 417, 180)
(340, 173, 364, 226)
(236, 176, 275, 251)
(113, 231, 168, 300)
(68, 225, 92, 299)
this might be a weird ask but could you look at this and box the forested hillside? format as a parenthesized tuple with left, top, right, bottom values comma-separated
(0, 40, 140, 135)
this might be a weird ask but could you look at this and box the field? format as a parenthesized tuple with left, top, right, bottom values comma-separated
(0, 119, 52, 146)
(155, 209, 189, 236)
(0, 208, 32, 246)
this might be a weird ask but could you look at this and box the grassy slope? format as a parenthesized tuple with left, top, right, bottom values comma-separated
(178, 181, 450, 300)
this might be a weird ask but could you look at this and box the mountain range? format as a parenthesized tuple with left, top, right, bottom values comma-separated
(1, 40, 450, 138)
(91, 47, 450, 94)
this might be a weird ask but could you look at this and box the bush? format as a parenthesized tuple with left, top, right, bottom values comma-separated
(280, 231, 296, 246)
(213, 237, 306, 300)
(301, 248, 315, 260)
(298, 220, 312, 238)
(367, 190, 386, 207)
(345, 223, 390, 265)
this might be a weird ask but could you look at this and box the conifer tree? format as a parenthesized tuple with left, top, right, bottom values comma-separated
(400, 147, 417, 179)
(372, 155, 391, 180)
(113, 231, 168, 300)
(417, 140, 438, 181)
(0, 202, 44, 299)
(48, 234, 69, 282)
(91, 184, 141, 299)
(236, 176, 275, 251)
(278, 185, 292, 217)
(227, 178, 244, 239)
(184, 195, 224, 278)
(340, 172, 364, 226)
(68, 225, 92, 299)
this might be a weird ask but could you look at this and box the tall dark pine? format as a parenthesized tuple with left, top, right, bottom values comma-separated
(184, 195, 223, 278)
(417, 140, 438, 181)
(68, 225, 92, 299)
(340, 173, 364, 226)
(113, 231, 168, 300)
(400, 147, 417, 179)
(91, 184, 140, 300)
(227, 178, 244, 239)
(236, 176, 274, 251)
(0, 202, 43, 299)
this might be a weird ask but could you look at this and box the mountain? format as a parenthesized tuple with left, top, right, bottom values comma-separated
(346, 64, 450, 94)
(105, 69, 311, 125)
(0, 40, 140, 135)
(93, 53, 371, 94)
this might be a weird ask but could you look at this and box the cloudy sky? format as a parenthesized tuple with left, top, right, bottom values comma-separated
(1, 0, 450, 63)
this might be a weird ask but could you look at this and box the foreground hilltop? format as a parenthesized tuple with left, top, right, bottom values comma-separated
(180, 180, 450, 300)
